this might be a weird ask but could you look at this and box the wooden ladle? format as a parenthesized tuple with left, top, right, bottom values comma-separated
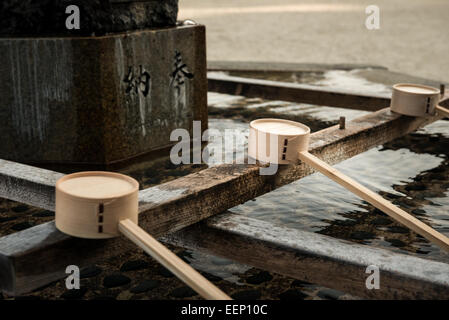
(55, 171, 231, 300)
(248, 118, 449, 252)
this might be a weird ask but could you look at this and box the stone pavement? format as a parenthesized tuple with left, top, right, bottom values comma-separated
(179, 0, 449, 82)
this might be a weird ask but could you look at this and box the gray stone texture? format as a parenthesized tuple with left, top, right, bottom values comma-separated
(0, 0, 178, 36)
(0, 25, 207, 168)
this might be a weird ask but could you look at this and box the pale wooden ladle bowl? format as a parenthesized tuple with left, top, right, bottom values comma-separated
(248, 118, 449, 252)
(55, 171, 231, 300)
(390, 83, 449, 118)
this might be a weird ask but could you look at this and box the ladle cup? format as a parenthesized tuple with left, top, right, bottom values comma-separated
(391, 83, 449, 118)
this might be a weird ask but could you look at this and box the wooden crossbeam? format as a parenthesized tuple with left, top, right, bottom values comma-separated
(165, 213, 449, 300)
(208, 73, 391, 111)
(0, 162, 62, 212)
(0, 107, 443, 295)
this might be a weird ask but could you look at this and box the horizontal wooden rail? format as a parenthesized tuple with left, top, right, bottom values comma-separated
(164, 213, 449, 300)
(208, 73, 391, 111)
(0, 107, 443, 295)
(0, 162, 62, 212)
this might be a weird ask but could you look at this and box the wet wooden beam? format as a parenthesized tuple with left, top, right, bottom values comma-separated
(208, 73, 391, 111)
(0, 160, 62, 211)
(164, 213, 449, 300)
(0, 107, 442, 295)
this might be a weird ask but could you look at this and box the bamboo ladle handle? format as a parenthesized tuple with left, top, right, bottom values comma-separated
(436, 105, 449, 118)
(298, 151, 449, 252)
(118, 219, 232, 300)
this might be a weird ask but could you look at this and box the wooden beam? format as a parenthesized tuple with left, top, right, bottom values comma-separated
(0, 108, 442, 295)
(208, 73, 391, 111)
(0, 160, 62, 211)
(164, 213, 449, 300)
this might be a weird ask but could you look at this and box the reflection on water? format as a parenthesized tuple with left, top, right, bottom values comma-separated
(206, 86, 449, 263)
(313, 70, 391, 96)
(223, 68, 392, 96)
(209, 68, 391, 123)
(228, 141, 448, 261)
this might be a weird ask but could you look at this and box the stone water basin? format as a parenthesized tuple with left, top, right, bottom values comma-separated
(1, 68, 448, 300)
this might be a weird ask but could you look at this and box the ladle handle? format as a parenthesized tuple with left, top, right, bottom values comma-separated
(298, 151, 449, 252)
(118, 219, 232, 300)
(436, 105, 449, 118)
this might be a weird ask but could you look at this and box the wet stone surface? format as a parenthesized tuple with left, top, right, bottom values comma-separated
(170, 286, 197, 298)
(80, 265, 102, 279)
(60, 288, 88, 300)
(231, 289, 261, 300)
(130, 280, 160, 294)
(278, 289, 308, 301)
(2, 243, 333, 300)
(103, 274, 131, 288)
(246, 271, 273, 285)
(0, 0, 178, 36)
(120, 260, 150, 272)
(0, 25, 207, 168)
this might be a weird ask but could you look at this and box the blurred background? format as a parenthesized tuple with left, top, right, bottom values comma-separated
(179, 0, 449, 82)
